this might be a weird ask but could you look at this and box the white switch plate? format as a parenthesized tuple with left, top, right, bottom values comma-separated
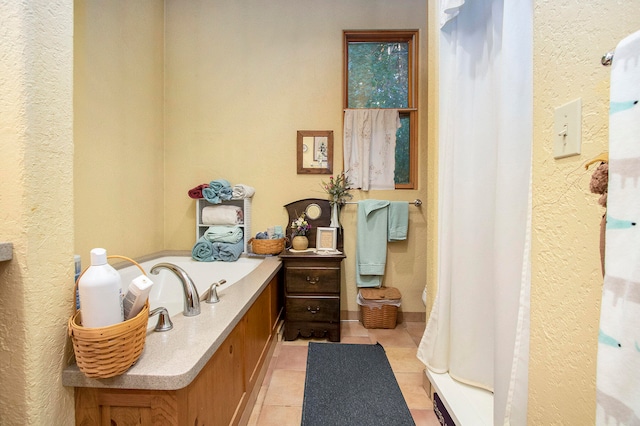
(553, 98, 582, 159)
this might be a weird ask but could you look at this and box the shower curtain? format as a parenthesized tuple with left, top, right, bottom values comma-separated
(417, 1, 532, 424)
(596, 30, 640, 426)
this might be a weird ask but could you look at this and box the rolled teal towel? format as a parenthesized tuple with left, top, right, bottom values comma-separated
(202, 187, 221, 204)
(209, 179, 231, 192)
(219, 186, 233, 201)
(192, 237, 215, 262)
(203, 179, 232, 204)
(203, 226, 243, 244)
(212, 240, 244, 262)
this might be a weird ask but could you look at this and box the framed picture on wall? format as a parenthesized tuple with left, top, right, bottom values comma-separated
(316, 227, 337, 251)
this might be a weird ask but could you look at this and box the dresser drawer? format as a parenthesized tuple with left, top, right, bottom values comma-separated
(285, 296, 340, 323)
(285, 267, 340, 294)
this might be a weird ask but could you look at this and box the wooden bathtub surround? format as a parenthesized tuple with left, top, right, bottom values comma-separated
(74, 275, 282, 426)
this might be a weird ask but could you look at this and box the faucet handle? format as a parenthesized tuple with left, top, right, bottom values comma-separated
(206, 279, 227, 304)
(149, 307, 173, 332)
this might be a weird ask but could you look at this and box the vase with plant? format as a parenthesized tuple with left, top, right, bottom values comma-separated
(322, 171, 353, 228)
(290, 212, 311, 250)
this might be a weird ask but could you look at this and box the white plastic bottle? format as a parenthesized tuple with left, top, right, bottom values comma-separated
(78, 248, 124, 328)
(123, 275, 153, 320)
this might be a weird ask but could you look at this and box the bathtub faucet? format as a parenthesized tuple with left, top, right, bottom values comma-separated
(150, 263, 201, 317)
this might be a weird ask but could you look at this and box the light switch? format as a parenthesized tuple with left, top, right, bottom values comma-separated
(553, 98, 582, 159)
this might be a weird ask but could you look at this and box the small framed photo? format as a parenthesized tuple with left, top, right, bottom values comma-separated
(316, 227, 337, 251)
(314, 136, 328, 162)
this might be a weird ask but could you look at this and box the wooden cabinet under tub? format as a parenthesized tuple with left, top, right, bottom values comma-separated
(74, 275, 282, 426)
(280, 251, 345, 342)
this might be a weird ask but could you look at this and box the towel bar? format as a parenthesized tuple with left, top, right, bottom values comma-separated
(344, 199, 422, 206)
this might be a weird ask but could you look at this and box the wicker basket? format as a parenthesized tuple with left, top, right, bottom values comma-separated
(249, 237, 285, 255)
(68, 255, 149, 379)
(359, 287, 401, 329)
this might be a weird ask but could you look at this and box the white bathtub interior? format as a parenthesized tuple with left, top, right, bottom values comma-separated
(427, 369, 493, 425)
(117, 256, 264, 326)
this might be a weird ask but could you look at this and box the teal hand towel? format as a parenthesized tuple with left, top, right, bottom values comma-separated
(356, 200, 390, 288)
(388, 201, 409, 242)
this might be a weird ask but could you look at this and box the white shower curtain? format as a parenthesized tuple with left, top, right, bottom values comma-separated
(596, 30, 640, 426)
(417, 1, 532, 425)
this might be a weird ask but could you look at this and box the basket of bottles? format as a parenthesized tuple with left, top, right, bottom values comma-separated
(68, 255, 149, 379)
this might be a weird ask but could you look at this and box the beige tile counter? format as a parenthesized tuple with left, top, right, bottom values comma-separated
(62, 255, 281, 390)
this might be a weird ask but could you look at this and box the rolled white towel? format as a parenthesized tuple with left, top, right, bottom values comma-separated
(232, 184, 255, 199)
(201, 205, 244, 225)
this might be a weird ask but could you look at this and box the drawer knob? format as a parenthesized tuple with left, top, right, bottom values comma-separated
(307, 306, 321, 314)
(306, 276, 320, 284)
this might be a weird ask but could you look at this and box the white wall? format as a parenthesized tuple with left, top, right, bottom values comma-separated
(0, 1, 75, 423)
(529, 0, 640, 423)
(163, 0, 430, 314)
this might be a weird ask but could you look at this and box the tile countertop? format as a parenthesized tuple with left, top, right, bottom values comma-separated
(62, 255, 282, 391)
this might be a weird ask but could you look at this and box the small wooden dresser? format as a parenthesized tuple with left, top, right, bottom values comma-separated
(281, 198, 345, 342)
(280, 251, 345, 342)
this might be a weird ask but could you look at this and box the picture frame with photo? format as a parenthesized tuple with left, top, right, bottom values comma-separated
(316, 227, 337, 251)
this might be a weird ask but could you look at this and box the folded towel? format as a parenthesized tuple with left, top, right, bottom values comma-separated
(232, 184, 256, 199)
(356, 200, 390, 287)
(203, 179, 232, 203)
(203, 226, 243, 244)
(192, 237, 215, 262)
(212, 240, 244, 262)
(201, 205, 244, 225)
(388, 201, 409, 242)
(188, 183, 209, 199)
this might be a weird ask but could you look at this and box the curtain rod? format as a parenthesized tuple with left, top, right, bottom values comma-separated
(602, 50, 614, 66)
(344, 199, 422, 207)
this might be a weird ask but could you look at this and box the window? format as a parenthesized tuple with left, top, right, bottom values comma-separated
(344, 30, 418, 189)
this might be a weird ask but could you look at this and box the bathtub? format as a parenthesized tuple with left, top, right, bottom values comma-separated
(63, 252, 282, 390)
(116, 255, 264, 325)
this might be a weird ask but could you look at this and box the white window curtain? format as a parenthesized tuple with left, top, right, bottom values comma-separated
(343, 109, 400, 191)
(417, 0, 532, 424)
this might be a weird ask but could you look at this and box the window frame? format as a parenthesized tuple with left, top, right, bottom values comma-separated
(343, 30, 419, 189)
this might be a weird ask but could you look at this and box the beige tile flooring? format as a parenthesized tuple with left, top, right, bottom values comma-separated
(247, 320, 440, 426)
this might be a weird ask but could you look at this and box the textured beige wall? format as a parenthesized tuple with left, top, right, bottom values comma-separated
(0, 1, 75, 424)
(74, 0, 165, 265)
(164, 0, 430, 313)
(529, 1, 640, 423)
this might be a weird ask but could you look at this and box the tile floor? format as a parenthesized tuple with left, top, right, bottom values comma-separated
(247, 320, 440, 426)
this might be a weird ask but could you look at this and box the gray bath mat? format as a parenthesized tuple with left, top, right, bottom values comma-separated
(302, 342, 415, 425)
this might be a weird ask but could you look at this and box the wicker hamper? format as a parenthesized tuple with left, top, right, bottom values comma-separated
(249, 237, 286, 255)
(358, 287, 401, 329)
(68, 255, 149, 379)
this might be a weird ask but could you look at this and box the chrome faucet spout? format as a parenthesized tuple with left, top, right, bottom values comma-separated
(150, 263, 201, 316)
